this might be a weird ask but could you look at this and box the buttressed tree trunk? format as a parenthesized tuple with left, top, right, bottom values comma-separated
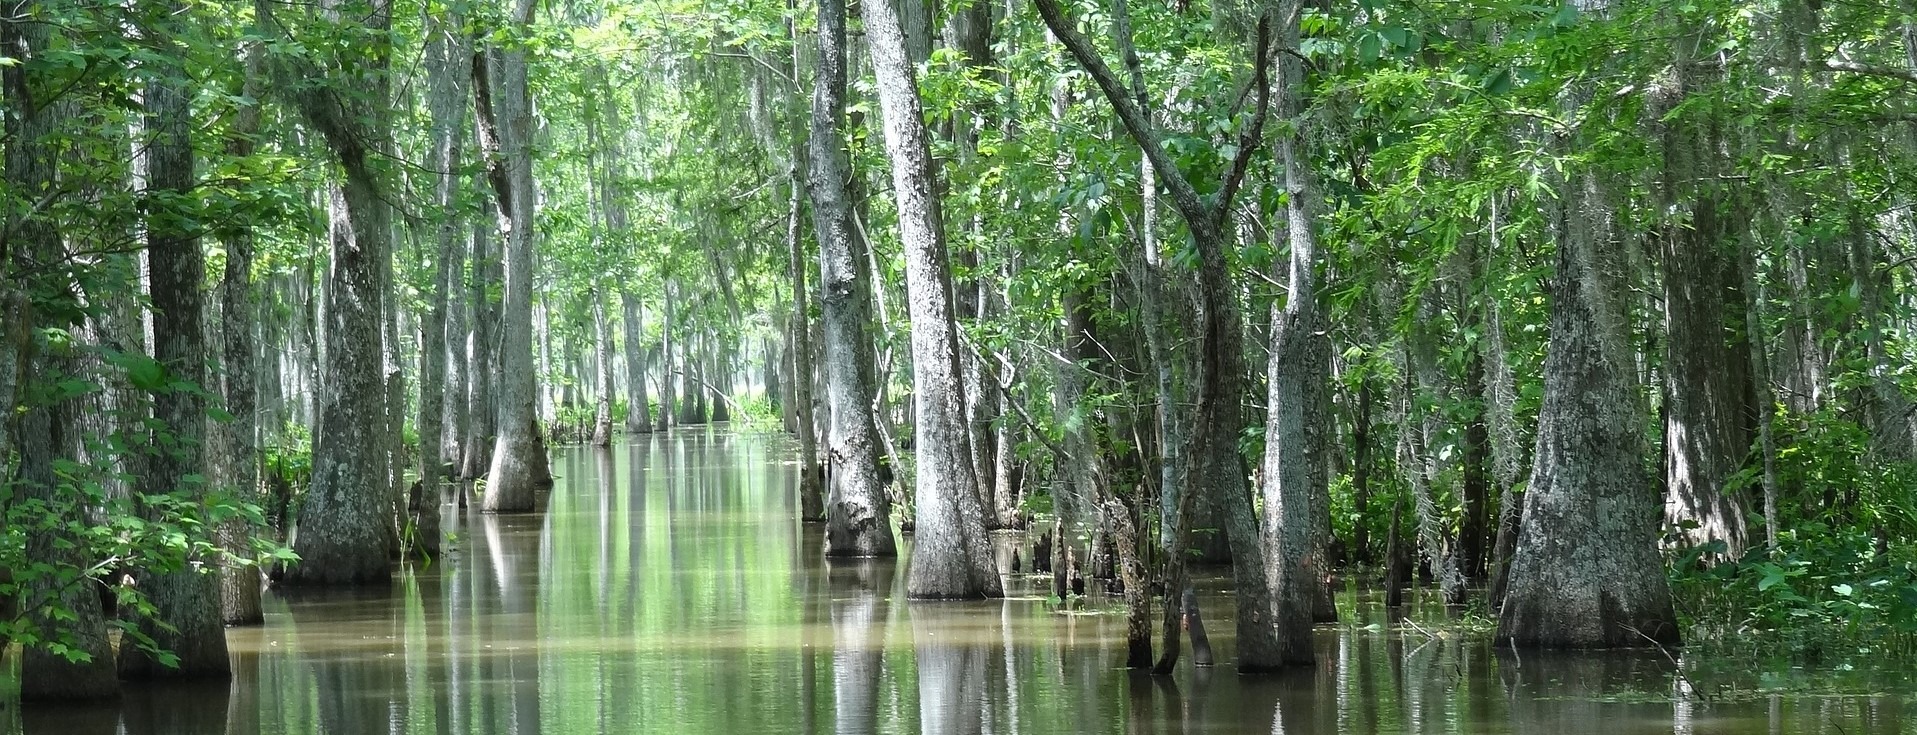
(269, 0, 400, 586)
(476, 0, 554, 512)
(863, 0, 1000, 597)
(1496, 168, 1680, 649)
(120, 21, 231, 676)
(5, 10, 119, 697)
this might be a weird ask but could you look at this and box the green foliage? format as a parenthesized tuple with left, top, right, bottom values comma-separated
(1673, 407, 1917, 655)
(1, 368, 294, 667)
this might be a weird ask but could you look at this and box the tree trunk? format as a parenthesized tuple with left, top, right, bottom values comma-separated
(414, 0, 471, 557)
(217, 28, 266, 626)
(120, 42, 231, 676)
(18, 352, 122, 699)
(444, 235, 469, 468)
(1461, 350, 1491, 583)
(1033, 0, 1277, 672)
(1350, 378, 1374, 564)
(1483, 197, 1528, 609)
(1658, 31, 1753, 557)
(813, 0, 895, 556)
(4, 12, 120, 695)
(591, 290, 615, 446)
(862, 0, 1000, 598)
(661, 281, 679, 429)
(708, 338, 731, 423)
(788, 166, 825, 520)
(475, 0, 554, 512)
(463, 215, 498, 481)
(622, 292, 653, 433)
(266, 0, 403, 585)
(1496, 168, 1680, 648)
(1259, 0, 1331, 655)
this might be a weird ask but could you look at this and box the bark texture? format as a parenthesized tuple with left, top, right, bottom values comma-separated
(862, 0, 1000, 597)
(1497, 171, 1681, 649)
(1034, 0, 1278, 671)
(813, 0, 896, 557)
(475, 0, 554, 511)
(591, 291, 615, 446)
(464, 216, 498, 479)
(1257, 0, 1334, 663)
(1658, 30, 1752, 557)
(121, 41, 232, 676)
(621, 293, 652, 433)
(4, 12, 120, 695)
(217, 28, 266, 625)
(414, 0, 471, 556)
(268, 0, 400, 586)
(788, 173, 825, 521)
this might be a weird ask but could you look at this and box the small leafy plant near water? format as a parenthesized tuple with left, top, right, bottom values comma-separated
(1669, 407, 1917, 661)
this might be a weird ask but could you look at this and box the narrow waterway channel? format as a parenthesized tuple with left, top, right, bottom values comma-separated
(4, 428, 1910, 733)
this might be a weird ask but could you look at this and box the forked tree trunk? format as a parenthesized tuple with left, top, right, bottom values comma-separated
(862, 0, 1000, 598)
(1034, 0, 1278, 672)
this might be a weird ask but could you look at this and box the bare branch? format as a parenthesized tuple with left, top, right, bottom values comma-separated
(1821, 59, 1917, 84)
(1032, 0, 1209, 228)
(1214, 14, 1272, 229)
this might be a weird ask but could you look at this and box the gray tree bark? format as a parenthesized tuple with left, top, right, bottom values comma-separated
(1034, 0, 1279, 672)
(1258, 0, 1334, 661)
(217, 27, 266, 626)
(788, 168, 825, 521)
(267, 0, 401, 585)
(414, 0, 472, 556)
(463, 214, 498, 481)
(591, 290, 615, 446)
(622, 293, 653, 433)
(4, 11, 120, 696)
(1658, 29, 1752, 557)
(1497, 169, 1680, 648)
(475, 0, 554, 511)
(863, 0, 1000, 598)
(120, 34, 231, 675)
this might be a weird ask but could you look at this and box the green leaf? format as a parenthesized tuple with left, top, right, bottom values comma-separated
(1358, 33, 1382, 62)
(1551, 3, 1580, 27)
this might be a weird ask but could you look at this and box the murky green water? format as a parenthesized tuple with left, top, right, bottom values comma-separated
(5, 428, 1914, 733)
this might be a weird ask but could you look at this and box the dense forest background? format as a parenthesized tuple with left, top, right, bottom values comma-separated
(4, 0, 1917, 699)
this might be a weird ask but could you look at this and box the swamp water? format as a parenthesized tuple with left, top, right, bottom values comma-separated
(3, 428, 1913, 733)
